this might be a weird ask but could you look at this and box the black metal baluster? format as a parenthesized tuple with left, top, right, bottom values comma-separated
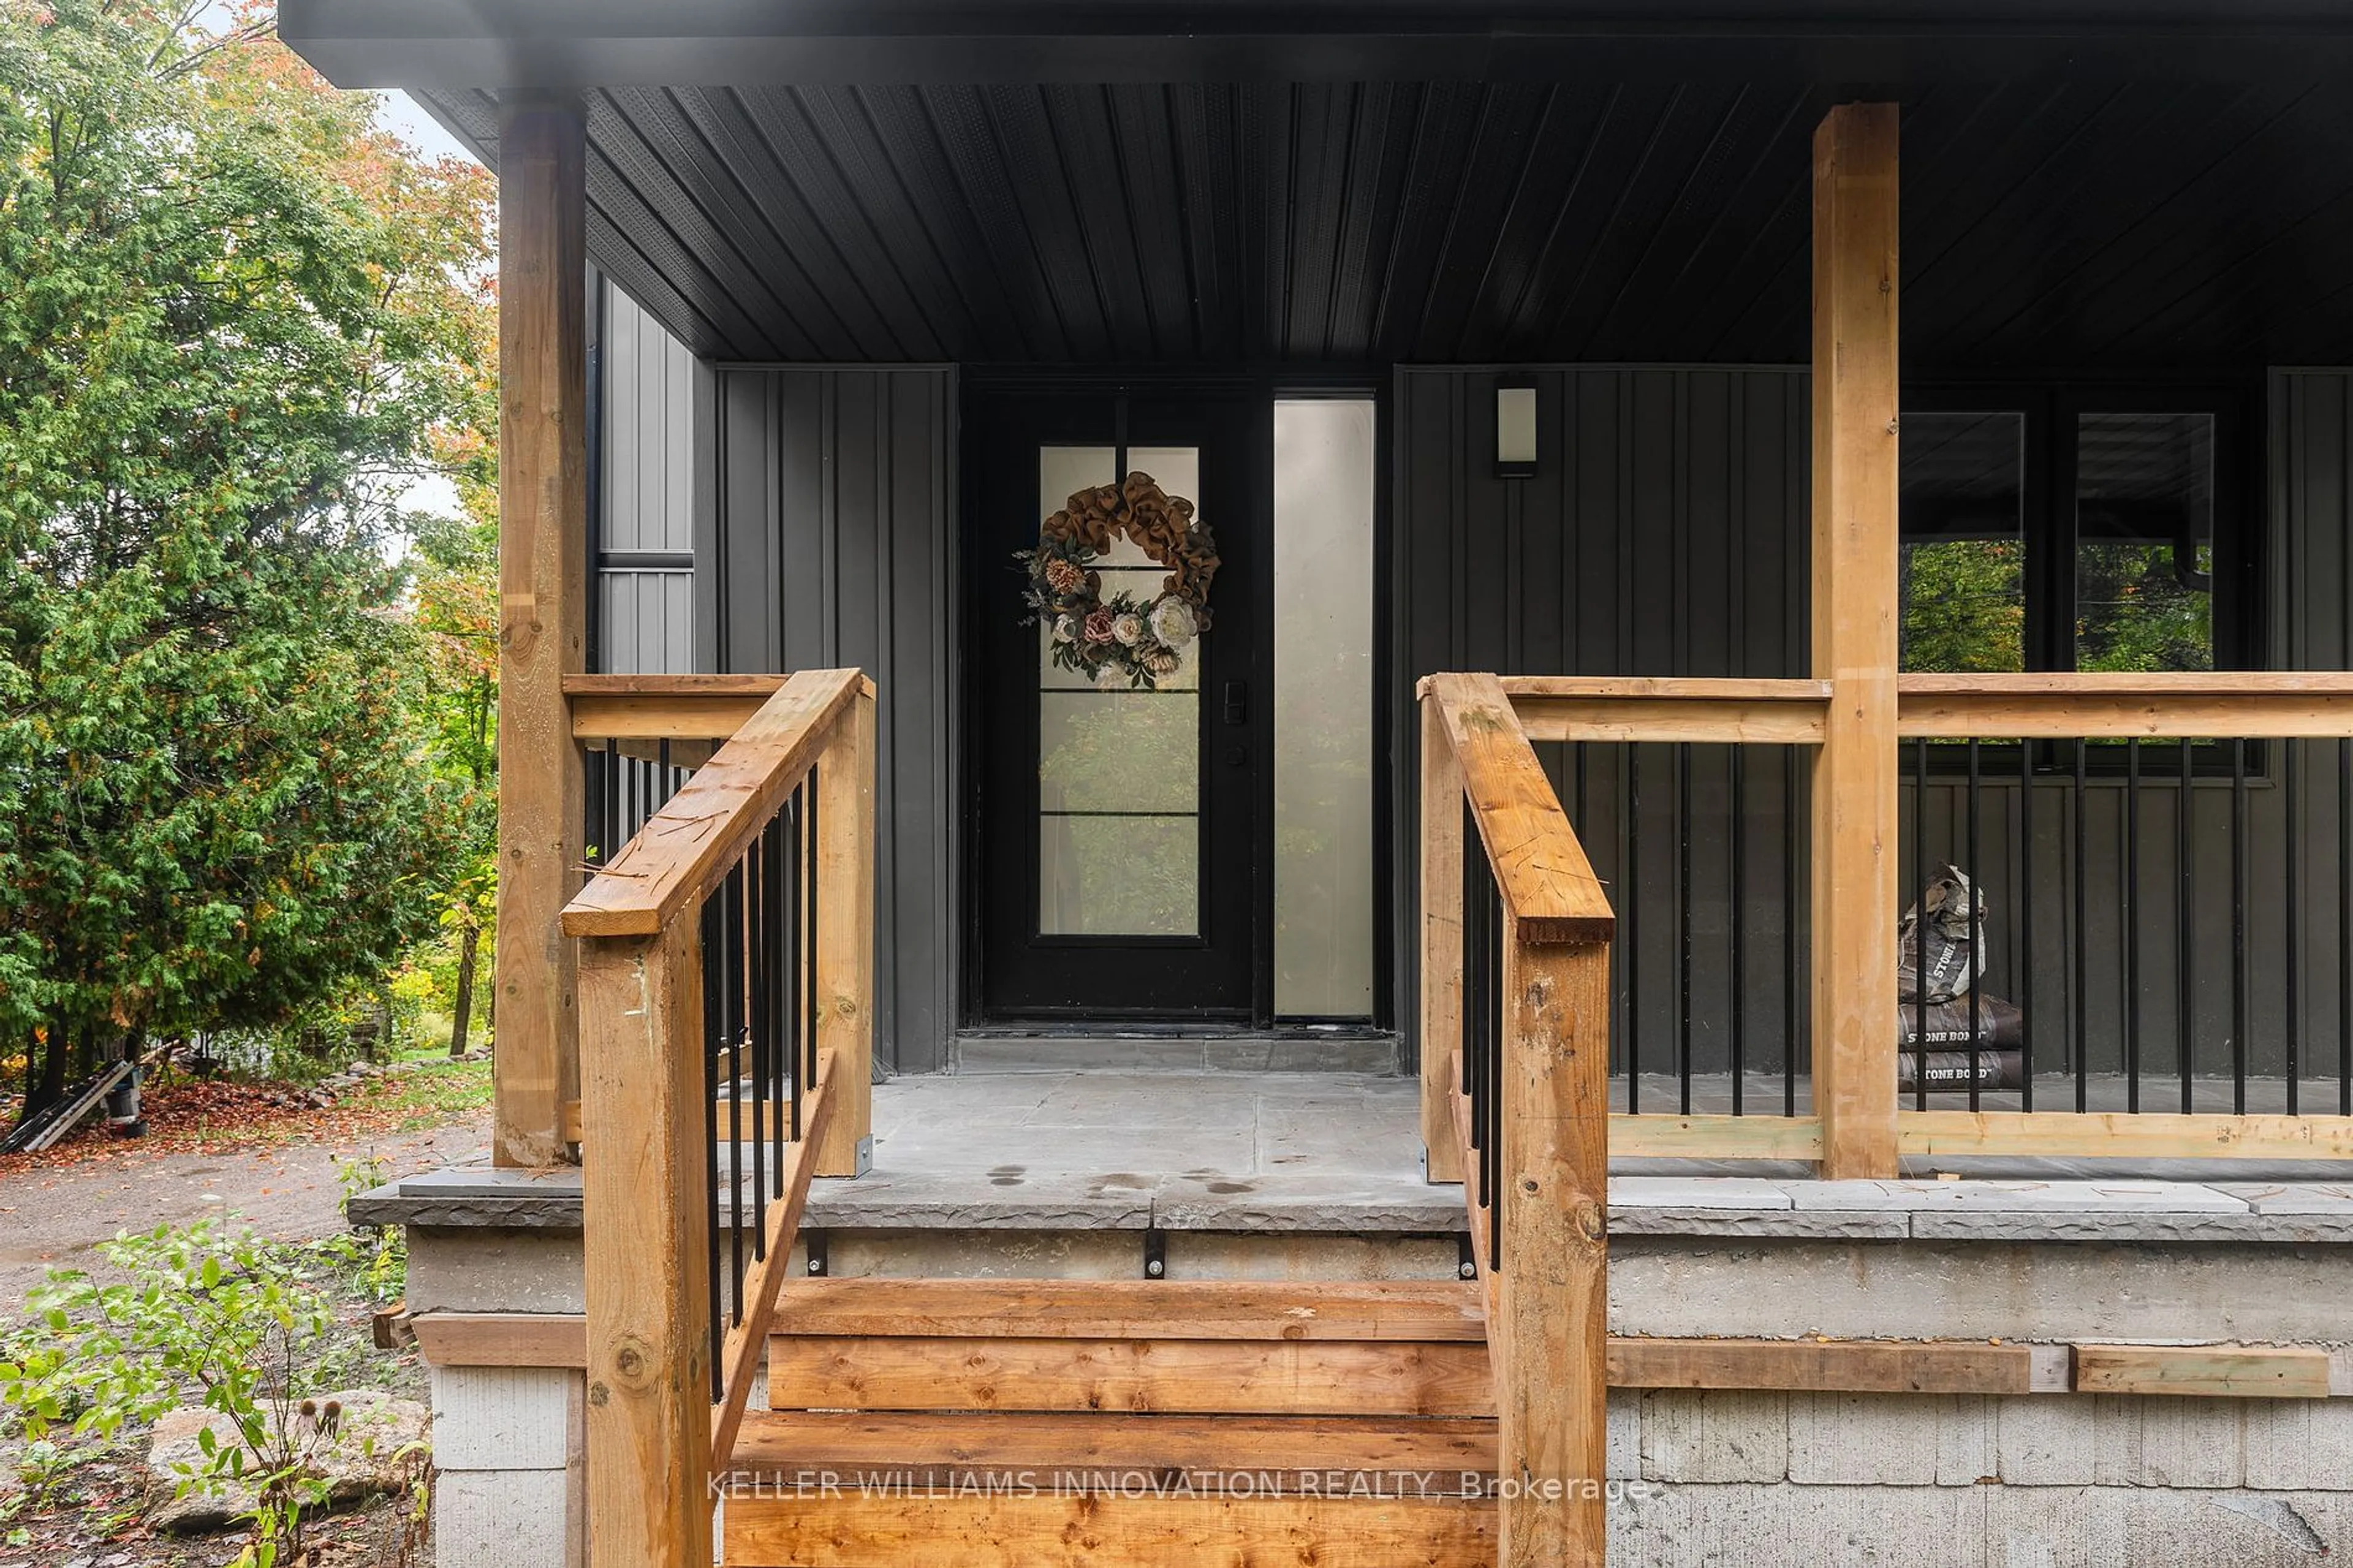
(1730, 746, 1747, 1118)
(1487, 874, 1503, 1276)
(788, 782, 805, 1144)
(725, 862, 746, 1327)
(1461, 801, 1490, 1261)
(596, 748, 614, 871)
(702, 895, 724, 1402)
(1677, 743, 1694, 1118)
(2232, 738, 2249, 1116)
(1912, 738, 1928, 1112)
(2287, 740, 2303, 1117)
(781, 800, 800, 1177)
(2018, 738, 2035, 1113)
(1460, 798, 1482, 1121)
(1784, 747, 1800, 1119)
(2074, 742, 2089, 1113)
(806, 771, 822, 1098)
(748, 832, 768, 1262)
(2126, 743, 2142, 1113)
(2343, 740, 2352, 1116)
(1626, 745, 1643, 1116)
(1966, 739, 1984, 1113)
(2178, 738, 2196, 1115)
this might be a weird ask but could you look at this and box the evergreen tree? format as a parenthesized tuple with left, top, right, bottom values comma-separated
(0, 2, 494, 1119)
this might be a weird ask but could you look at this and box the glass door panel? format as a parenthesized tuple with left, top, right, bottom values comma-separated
(1036, 445, 1205, 936)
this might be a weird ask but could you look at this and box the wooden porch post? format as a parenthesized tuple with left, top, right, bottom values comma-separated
(1420, 688, 1466, 1184)
(814, 683, 876, 1178)
(578, 923, 716, 1568)
(1809, 102, 1902, 1179)
(1496, 925, 1612, 1568)
(494, 101, 588, 1168)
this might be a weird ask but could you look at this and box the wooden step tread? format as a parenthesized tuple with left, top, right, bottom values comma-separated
(769, 1277, 1487, 1342)
(722, 1493, 1494, 1567)
(764, 1333, 1494, 1417)
(728, 1408, 1499, 1482)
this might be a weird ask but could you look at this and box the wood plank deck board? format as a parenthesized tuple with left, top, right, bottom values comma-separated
(762, 1336, 1495, 1417)
(768, 1278, 1489, 1343)
(726, 1409, 1499, 1479)
(722, 1493, 1496, 1567)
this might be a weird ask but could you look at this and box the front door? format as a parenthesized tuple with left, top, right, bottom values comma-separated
(974, 390, 1262, 1021)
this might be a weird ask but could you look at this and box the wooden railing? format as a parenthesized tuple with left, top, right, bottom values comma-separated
(559, 669, 874, 1568)
(1890, 672, 2353, 1164)
(1423, 671, 2353, 1179)
(1419, 672, 1613, 1568)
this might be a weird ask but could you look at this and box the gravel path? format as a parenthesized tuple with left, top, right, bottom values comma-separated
(0, 1113, 487, 1312)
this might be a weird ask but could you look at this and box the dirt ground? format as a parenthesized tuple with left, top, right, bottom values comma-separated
(0, 1118, 479, 1314)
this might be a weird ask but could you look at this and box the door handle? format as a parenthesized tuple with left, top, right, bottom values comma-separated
(1222, 681, 1248, 727)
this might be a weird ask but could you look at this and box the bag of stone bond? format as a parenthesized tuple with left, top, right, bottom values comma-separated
(1896, 864, 1986, 1005)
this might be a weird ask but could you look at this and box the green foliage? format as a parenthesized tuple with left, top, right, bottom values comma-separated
(2076, 541, 2215, 672)
(0, 1218, 376, 1562)
(0, 2, 496, 1111)
(336, 1153, 407, 1305)
(1900, 539, 2026, 675)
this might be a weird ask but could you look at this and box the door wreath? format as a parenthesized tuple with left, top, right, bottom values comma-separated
(1016, 471, 1219, 691)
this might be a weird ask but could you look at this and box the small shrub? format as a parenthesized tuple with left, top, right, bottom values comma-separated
(336, 1155, 408, 1305)
(0, 1219, 376, 1564)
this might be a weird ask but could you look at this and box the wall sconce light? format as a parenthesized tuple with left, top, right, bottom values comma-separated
(1495, 376, 1537, 479)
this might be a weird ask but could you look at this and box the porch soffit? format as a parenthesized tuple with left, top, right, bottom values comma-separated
(278, 6, 2353, 371)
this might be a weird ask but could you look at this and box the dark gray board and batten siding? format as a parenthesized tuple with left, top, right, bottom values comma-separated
(1392, 366, 1814, 1083)
(699, 366, 960, 1076)
(597, 284, 705, 675)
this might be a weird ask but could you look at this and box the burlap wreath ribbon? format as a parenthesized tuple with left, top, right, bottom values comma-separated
(1037, 471, 1219, 611)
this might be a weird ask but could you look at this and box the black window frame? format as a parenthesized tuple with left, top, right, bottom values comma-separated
(1903, 379, 2260, 676)
(1901, 379, 2264, 778)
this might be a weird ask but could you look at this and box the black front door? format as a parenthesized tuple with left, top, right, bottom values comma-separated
(974, 390, 1262, 1021)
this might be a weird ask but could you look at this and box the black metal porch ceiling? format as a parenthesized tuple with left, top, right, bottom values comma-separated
(423, 78, 2353, 369)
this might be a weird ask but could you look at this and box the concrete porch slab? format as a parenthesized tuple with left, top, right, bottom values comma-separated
(348, 1071, 2353, 1244)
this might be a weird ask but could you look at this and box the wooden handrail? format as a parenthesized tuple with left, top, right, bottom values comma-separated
(570, 668, 877, 1567)
(1422, 672, 1615, 945)
(1418, 673, 1612, 1567)
(1496, 672, 2353, 744)
(1895, 671, 2353, 738)
(1897, 671, 2353, 695)
(1444, 668, 2353, 1176)
(561, 669, 868, 938)
(566, 673, 789, 744)
(1504, 676, 1832, 744)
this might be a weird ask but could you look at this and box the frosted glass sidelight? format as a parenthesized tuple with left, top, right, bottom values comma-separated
(1272, 400, 1376, 1018)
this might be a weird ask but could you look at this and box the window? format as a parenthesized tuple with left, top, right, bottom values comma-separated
(1036, 445, 1202, 936)
(1898, 387, 2250, 675)
(1271, 398, 1376, 1020)
(1899, 411, 2026, 673)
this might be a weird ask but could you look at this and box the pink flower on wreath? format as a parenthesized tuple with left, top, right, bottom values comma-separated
(1044, 557, 1086, 594)
(1082, 608, 1117, 644)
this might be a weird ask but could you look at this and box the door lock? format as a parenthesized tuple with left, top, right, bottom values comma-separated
(1222, 680, 1248, 726)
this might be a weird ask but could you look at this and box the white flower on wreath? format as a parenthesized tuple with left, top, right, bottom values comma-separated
(1110, 612, 1145, 647)
(1094, 663, 1128, 692)
(1149, 596, 1196, 648)
(1051, 615, 1077, 644)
